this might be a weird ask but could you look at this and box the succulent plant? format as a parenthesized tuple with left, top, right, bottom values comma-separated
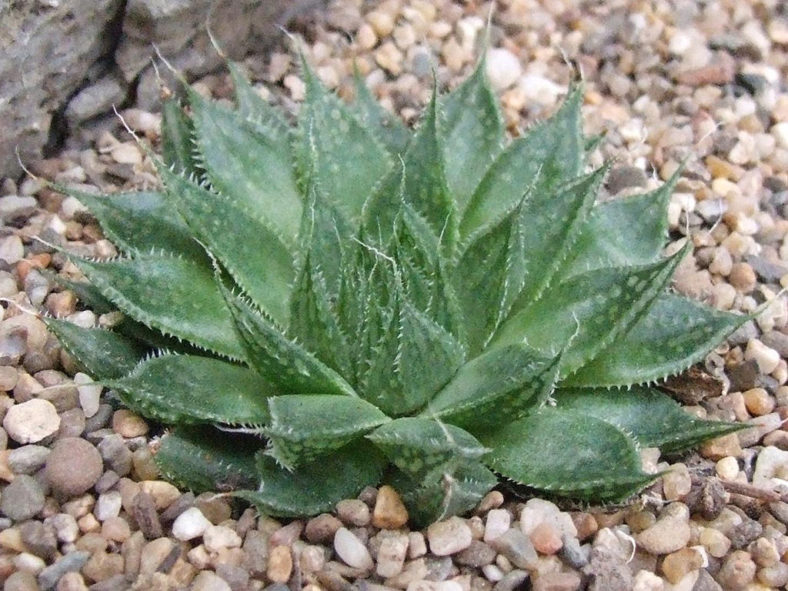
(49, 55, 747, 525)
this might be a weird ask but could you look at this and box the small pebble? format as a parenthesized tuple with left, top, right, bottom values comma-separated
(0, 474, 45, 521)
(3, 398, 60, 444)
(172, 507, 212, 541)
(334, 527, 373, 570)
(372, 485, 409, 529)
(427, 517, 473, 556)
(45, 437, 102, 496)
(267, 544, 293, 583)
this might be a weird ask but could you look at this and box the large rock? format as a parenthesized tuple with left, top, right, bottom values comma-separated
(0, 0, 123, 179)
(0, 0, 321, 179)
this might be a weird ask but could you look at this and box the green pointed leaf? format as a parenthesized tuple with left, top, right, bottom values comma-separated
(583, 133, 604, 157)
(161, 99, 200, 176)
(298, 63, 391, 221)
(423, 344, 560, 433)
(265, 395, 390, 468)
(67, 190, 205, 260)
(507, 166, 606, 312)
(189, 93, 302, 243)
(288, 257, 351, 377)
(390, 460, 497, 527)
(45, 318, 145, 380)
(107, 354, 273, 425)
(560, 170, 679, 277)
(492, 246, 687, 376)
(234, 441, 385, 517)
(222, 288, 357, 397)
(481, 408, 655, 501)
(367, 417, 488, 480)
(361, 300, 465, 416)
(160, 167, 294, 325)
(155, 426, 259, 493)
(460, 86, 583, 242)
(228, 62, 290, 138)
(75, 254, 246, 359)
(566, 293, 747, 387)
(351, 69, 410, 154)
(364, 91, 456, 250)
(440, 57, 504, 211)
(554, 386, 745, 453)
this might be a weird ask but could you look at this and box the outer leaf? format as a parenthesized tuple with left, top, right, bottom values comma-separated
(423, 344, 560, 433)
(106, 354, 273, 425)
(554, 387, 744, 453)
(298, 62, 391, 221)
(367, 417, 487, 480)
(68, 190, 206, 260)
(155, 426, 259, 493)
(389, 461, 497, 527)
(228, 62, 290, 139)
(360, 300, 465, 416)
(566, 293, 747, 387)
(481, 408, 655, 501)
(265, 395, 390, 468)
(161, 99, 200, 176)
(222, 288, 357, 397)
(75, 254, 246, 359)
(364, 90, 457, 250)
(560, 170, 679, 276)
(440, 57, 504, 211)
(45, 319, 145, 380)
(189, 93, 303, 243)
(460, 86, 583, 242)
(492, 246, 687, 376)
(351, 68, 410, 155)
(160, 167, 294, 325)
(234, 441, 385, 517)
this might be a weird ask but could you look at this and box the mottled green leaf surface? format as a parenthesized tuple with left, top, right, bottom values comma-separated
(235, 442, 385, 517)
(58, 56, 743, 519)
(155, 426, 259, 493)
(45, 319, 145, 380)
(554, 387, 744, 452)
(481, 409, 655, 500)
(265, 395, 389, 468)
(75, 254, 245, 359)
(108, 354, 273, 425)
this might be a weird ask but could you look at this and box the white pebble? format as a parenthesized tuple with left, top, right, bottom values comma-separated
(334, 527, 373, 570)
(715, 456, 739, 480)
(753, 446, 788, 487)
(485, 48, 522, 91)
(633, 569, 664, 591)
(772, 122, 788, 150)
(745, 339, 781, 374)
(3, 399, 60, 444)
(520, 498, 576, 538)
(74, 372, 101, 418)
(94, 491, 122, 521)
(483, 509, 511, 543)
(203, 524, 241, 552)
(427, 517, 473, 555)
(172, 507, 213, 541)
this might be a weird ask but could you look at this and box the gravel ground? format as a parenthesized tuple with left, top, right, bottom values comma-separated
(1, 0, 788, 590)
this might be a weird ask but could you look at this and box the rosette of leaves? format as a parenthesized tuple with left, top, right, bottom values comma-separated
(49, 56, 746, 525)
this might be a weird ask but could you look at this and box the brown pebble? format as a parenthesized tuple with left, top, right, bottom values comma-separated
(661, 547, 704, 584)
(372, 485, 409, 529)
(570, 512, 598, 542)
(742, 388, 775, 416)
(305, 513, 343, 544)
(112, 409, 149, 438)
(529, 522, 563, 555)
(729, 262, 757, 292)
(81, 551, 124, 583)
(531, 571, 581, 591)
(45, 437, 103, 496)
(267, 544, 293, 583)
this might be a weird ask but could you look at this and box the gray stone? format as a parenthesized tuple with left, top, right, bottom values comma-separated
(19, 519, 58, 560)
(8, 444, 50, 475)
(0, 0, 123, 178)
(607, 165, 647, 194)
(0, 196, 37, 223)
(37, 550, 90, 591)
(487, 529, 538, 570)
(491, 570, 528, 591)
(761, 330, 788, 358)
(65, 71, 128, 125)
(97, 432, 133, 476)
(0, 474, 45, 521)
(745, 255, 788, 283)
